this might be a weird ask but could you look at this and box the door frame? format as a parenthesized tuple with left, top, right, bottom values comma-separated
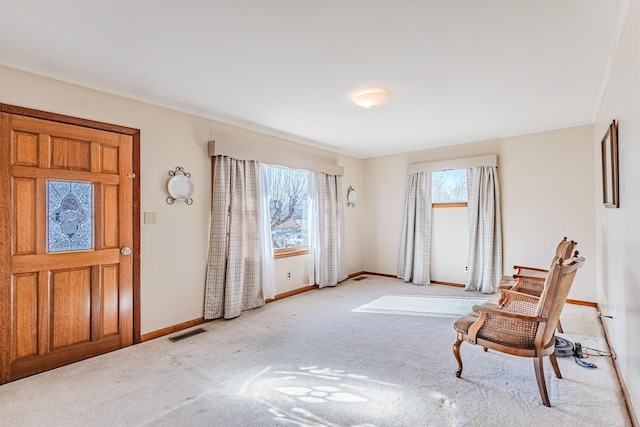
(0, 102, 142, 344)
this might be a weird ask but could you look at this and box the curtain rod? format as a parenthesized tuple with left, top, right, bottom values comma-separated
(407, 154, 497, 175)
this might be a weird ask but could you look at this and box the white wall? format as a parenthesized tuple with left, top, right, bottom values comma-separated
(431, 207, 468, 284)
(0, 65, 365, 335)
(594, 0, 640, 415)
(363, 125, 597, 302)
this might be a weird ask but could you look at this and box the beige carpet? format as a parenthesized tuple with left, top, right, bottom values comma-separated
(0, 276, 631, 426)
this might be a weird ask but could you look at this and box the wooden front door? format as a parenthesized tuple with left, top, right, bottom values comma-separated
(0, 108, 140, 383)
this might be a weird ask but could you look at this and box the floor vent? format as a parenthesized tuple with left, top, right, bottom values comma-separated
(168, 328, 206, 342)
(353, 276, 369, 281)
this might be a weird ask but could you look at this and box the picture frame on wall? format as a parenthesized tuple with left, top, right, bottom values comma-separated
(601, 119, 619, 208)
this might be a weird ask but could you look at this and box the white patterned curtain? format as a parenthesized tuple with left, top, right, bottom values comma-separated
(397, 172, 432, 285)
(465, 166, 502, 293)
(308, 172, 347, 288)
(259, 164, 276, 300)
(308, 173, 320, 286)
(204, 156, 269, 319)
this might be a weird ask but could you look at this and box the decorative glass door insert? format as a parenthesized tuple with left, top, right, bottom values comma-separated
(47, 180, 93, 252)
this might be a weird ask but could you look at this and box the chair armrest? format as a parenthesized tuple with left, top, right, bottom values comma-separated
(513, 265, 548, 273)
(467, 304, 546, 345)
(472, 304, 542, 322)
(512, 273, 546, 281)
(513, 266, 548, 279)
(471, 293, 539, 314)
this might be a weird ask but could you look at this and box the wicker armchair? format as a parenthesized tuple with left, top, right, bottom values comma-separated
(498, 237, 577, 332)
(453, 253, 585, 407)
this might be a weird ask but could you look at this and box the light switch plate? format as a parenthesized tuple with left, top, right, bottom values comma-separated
(144, 212, 157, 224)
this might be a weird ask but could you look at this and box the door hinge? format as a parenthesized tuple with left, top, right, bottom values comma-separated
(127, 172, 137, 178)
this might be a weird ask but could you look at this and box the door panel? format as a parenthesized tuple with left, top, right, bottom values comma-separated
(100, 145, 120, 174)
(0, 111, 138, 383)
(14, 178, 37, 254)
(13, 274, 38, 359)
(13, 130, 39, 166)
(103, 184, 119, 248)
(51, 137, 92, 171)
(101, 265, 120, 336)
(51, 268, 91, 349)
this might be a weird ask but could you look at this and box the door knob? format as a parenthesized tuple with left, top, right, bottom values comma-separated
(120, 247, 132, 255)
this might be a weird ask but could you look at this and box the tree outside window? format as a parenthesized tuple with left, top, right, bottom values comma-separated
(266, 166, 309, 250)
(432, 169, 467, 204)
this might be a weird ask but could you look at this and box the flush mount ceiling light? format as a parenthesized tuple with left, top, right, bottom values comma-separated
(351, 87, 392, 109)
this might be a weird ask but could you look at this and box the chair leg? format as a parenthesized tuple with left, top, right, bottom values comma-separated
(556, 319, 564, 333)
(453, 338, 463, 378)
(533, 356, 551, 407)
(549, 353, 562, 379)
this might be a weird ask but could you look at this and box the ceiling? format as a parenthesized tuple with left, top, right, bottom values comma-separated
(0, 1, 626, 158)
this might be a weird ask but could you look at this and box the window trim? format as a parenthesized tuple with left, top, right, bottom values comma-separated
(274, 246, 309, 259)
(433, 202, 467, 208)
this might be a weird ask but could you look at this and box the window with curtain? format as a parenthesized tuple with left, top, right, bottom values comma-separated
(263, 166, 346, 286)
(398, 156, 500, 289)
(206, 144, 348, 314)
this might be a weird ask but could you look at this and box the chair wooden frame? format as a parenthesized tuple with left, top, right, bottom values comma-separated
(498, 237, 577, 333)
(453, 254, 585, 407)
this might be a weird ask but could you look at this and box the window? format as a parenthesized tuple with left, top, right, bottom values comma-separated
(432, 169, 467, 205)
(47, 180, 94, 252)
(265, 166, 309, 254)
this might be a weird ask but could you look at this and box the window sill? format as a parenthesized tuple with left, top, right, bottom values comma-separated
(433, 203, 467, 208)
(274, 247, 309, 259)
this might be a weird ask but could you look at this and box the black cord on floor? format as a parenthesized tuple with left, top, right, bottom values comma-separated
(574, 356, 598, 368)
(582, 346, 614, 359)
